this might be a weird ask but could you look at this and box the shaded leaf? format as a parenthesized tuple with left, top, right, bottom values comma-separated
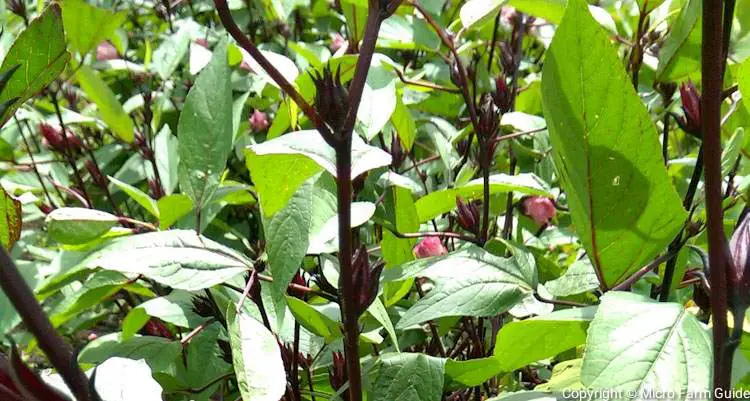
(45, 207, 119, 245)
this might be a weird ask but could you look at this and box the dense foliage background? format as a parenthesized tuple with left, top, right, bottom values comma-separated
(1, 0, 750, 400)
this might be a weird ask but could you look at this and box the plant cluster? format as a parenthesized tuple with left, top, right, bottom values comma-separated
(0, 0, 750, 400)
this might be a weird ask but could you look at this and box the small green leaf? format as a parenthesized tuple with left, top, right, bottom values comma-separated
(581, 292, 711, 396)
(541, 0, 687, 288)
(157, 194, 193, 230)
(0, 186, 21, 249)
(286, 296, 342, 343)
(178, 39, 233, 216)
(76, 65, 135, 142)
(61, 0, 127, 55)
(108, 176, 159, 218)
(79, 333, 181, 373)
(247, 130, 391, 217)
(656, 0, 702, 82)
(228, 308, 287, 401)
(493, 307, 596, 372)
(369, 353, 445, 401)
(80, 230, 250, 290)
(45, 207, 119, 245)
(0, 5, 70, 127)
(391, 246, 535, 329)
(460, 0, 504, 30)
(367, 297, 399, 351)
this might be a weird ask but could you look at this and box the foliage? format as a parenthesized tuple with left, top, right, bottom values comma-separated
(0, 0, 749, 400)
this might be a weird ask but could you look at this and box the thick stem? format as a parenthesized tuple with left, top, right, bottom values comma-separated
(0, 247, 92, 401)
(480, 146, 491, 244)
(702, 0, 732, 391)
(335, 139, 362, 401)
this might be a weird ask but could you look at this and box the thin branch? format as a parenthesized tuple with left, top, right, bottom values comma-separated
(394, 68, 460, 93)
(388, 229, 480, 244)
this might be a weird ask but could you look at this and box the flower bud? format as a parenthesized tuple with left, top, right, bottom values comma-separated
(329, 351, 348, 399)
(249, 109, 270, 132)
(148, 179, 165, 200)
(96, 41, 119, 61)
(413, 236, 448, 258)
(477, 94, 500, 142)
(492, 76, 512, 114)
(7, 345, 69, 401)
(62, 85, 78, 108)
(456, 139, 471, 159)
(312, 67, 349, 134)
(38, 203, 53, 215)
(85, 159, 107, 188)
(6, 0, 26, 22)
(287, 271, 308, 300)
(456, 196, 480, 235)
(520, 196, 556, 226)
(218, 339, 233, 364)
(499, 42, 516, 76)
(729, 213, 750, 311)
(349, 245, 384, 317)
(142, 318, 173, 339)
(39, 123, 83, 153)
(330, 33, 346, 53)
(677, 81, 701, 137)
(194, 38, 209, 48)
(655, 81, 677, 101)
(449, 58, 464, 88)
(390, 133, 406, 170)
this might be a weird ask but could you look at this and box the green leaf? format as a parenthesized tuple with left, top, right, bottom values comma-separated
(357, 55, 397, 139)
(656, 0, 702, 82)
(154, 125, 179, 195)
(507, 0, 565, 24)
(0, 5, 70, 127)
(636, 0, 666, 13)
(79, 333, 181, 373)
(541, 0, 687, 288)
(460, 0, 504, 30)
(391, 94, 416, 151)
(535, 359, 583, 391)
(493, 307, 596, 372)
(739, 57, 750, 117)
(247, 130, 391, 217)
(263, 174, 335, 326)
(134, 290, 209, 329)
(722, 128, 744, 177)
(286, 296, 342, 343)
(239, 47, 299, 89)
(380, 185, 419, 306)
(80, 230, 250, 290)
(61, 0, 127, 55)
(0, 186, 21, 249)
(45, 207, 119, 245)
(444, 357, 504, 389)
(544, 258, 599, 297)
(151, 23, 192, 80)
(369, 353, 445, 401)
(93, 357, 163, 401)
(581, 292, 712, 397)
(367, 297, 400, 351)
(228, 308, 286, 401)
(415, 173, 551, 223)
(76, 65, 135, 143)
(108, 176, 159, 218)
(156, 194, 193, 230)
(178, 39, 233, 214)
(390, 246, 535, 329)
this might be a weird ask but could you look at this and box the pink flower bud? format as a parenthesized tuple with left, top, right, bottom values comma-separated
(413, 236, 448, 258)
(249, 109, 269, 132)
(521, 196, 556, 226)
(194, 38, 209, 48)
(95, 41, 119, 61)
(330, 33, 346, 52)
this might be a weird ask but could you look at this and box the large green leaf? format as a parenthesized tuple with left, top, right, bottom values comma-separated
(79, 333, 181, 373)
(0, 186, 21, 249)
(178, 39, 233, 215)
(228, 308, 286, 401)
(389, 246, 535, 329)
(357, 55, 397, 139)
(0, 5, 70, 127)
(415, 173, 551, 223)
(80, 230, 250, 290)
(45, 207, 120, 245)
(739, 57, 750, 117)
(369, 353, 445, 401)
(493, 307, 596, 372)
(76, 65, 135, 142)
(540, 0, 686, 288)
(61, 0, 127, 55)
(286, 296, 342, 343)
(581, 292, 712, 398)
(247, 129, 391, 217)
(460, 0, 504, 30)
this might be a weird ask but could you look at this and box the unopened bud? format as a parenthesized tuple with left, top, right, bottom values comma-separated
(249, 109, 269, 132)
(96, 41, 119, 61)
(520, 196, 556, 226)
(85, 160, 107, 188)
(39, 123, 83, 153)
(349, 245, 384, 317)
(287, 271, 308, 299)
(5, 0, 26, 21)
(330, 33, 346, 53)
(492, 76, 512, 114)
(147, 179, 164, 200)
(477, 94, 500, 143)
(390, 133, 406, 170)
(38, 203, 53, 215)
(329, 351, 348, 399)
(456, 196, 480, 235)
(194, 38, 209, 48)
(312, 66, 349, 134)
(413, 236, 448, 258)
(729, 213, 750, 311)
(677, 81, 701, 137)
(499, 42, 516, 76)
